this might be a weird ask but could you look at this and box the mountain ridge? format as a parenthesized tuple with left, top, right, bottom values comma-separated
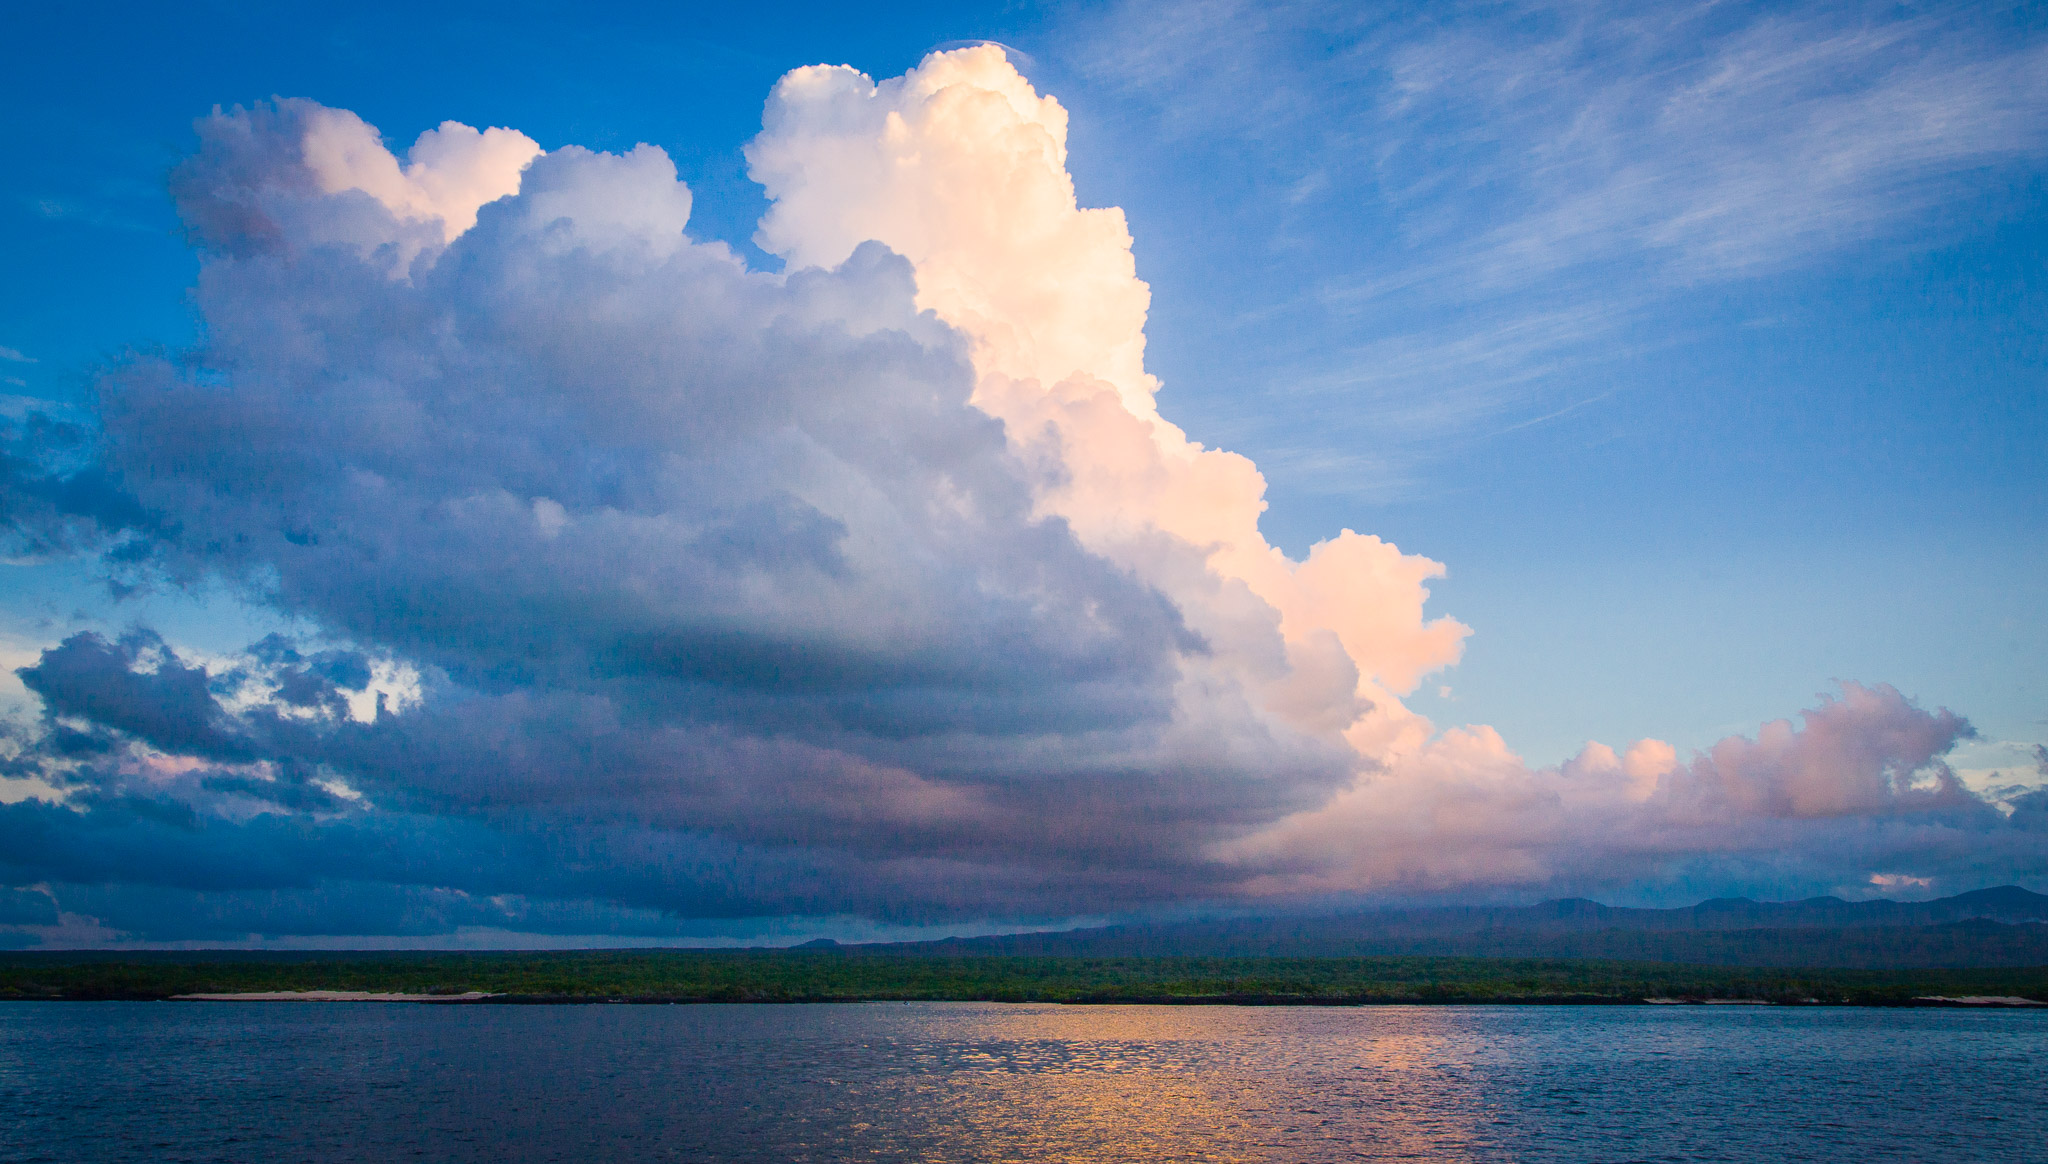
(864, 886, 2048, 968)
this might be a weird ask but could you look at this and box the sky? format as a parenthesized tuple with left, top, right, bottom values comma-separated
(0, 0, 2042, 947)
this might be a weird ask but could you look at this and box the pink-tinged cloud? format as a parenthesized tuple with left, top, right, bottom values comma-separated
(1232, 682, 1994, 897)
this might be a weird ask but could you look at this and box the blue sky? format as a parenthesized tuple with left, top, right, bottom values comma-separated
(0, 0, 2041, 944)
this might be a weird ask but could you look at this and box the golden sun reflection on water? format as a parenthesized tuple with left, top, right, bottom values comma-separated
(808, 1004, 1496, 1162)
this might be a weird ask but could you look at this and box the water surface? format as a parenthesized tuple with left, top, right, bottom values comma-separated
(2, 1002, 2040, 1162)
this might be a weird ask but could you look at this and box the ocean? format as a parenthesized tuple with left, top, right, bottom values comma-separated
(2, 1002, 2041, 1162)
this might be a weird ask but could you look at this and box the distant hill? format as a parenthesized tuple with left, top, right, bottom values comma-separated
(887, 887, 2048, 969)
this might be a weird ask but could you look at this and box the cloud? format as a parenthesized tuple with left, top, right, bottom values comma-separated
(0, 51, 2038, 943)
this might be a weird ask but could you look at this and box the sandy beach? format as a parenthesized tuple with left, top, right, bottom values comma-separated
(170, 991, 500, 1003)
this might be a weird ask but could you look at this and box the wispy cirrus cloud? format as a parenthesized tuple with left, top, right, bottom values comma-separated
(1351, 0, 2048, 288)
(1057, 0, 2048, 488)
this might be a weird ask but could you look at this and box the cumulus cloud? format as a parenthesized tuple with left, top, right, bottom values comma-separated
(0, 51, 2038, 943)
(748, 49, 1469, 750)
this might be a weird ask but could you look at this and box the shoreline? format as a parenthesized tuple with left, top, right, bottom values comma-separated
(91, 992, 2048, 1007)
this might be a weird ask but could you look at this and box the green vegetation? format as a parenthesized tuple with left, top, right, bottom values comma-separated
(1, 950, 2043, 1004)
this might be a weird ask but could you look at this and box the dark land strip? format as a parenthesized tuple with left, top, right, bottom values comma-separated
(2, 951, 2043, 1005)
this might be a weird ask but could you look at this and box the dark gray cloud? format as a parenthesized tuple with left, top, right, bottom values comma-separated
(0, 628, 1297, 922)
(21, 631, 257, 763)
(0, 412, 154, 559)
